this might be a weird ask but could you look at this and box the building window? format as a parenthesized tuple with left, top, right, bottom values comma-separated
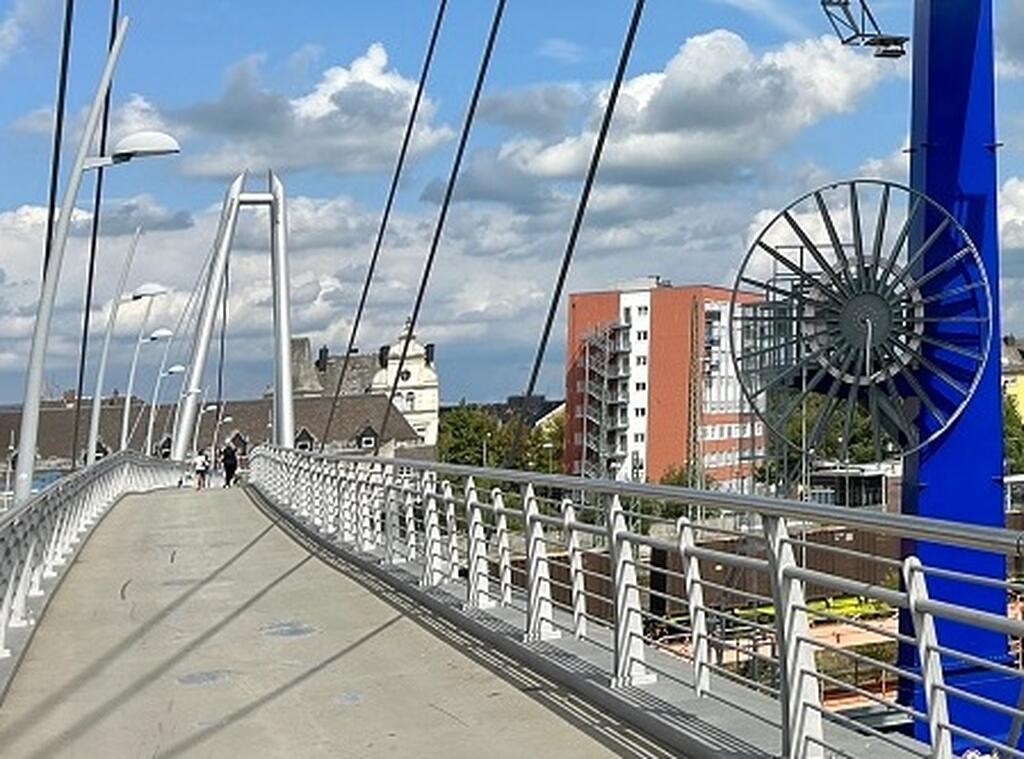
(361, 436, 375, 449)
(635, 407, 646, 417)
(623, 307, 631, 324)
(405, 392, 416, 411)
(636, 355, 647, 366)
(638, 305, 649, 316)
(635, 381, 646, 391)
(634, 432, 645, 443)
(636, 330, 648, 341)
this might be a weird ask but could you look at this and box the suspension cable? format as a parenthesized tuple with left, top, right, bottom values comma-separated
(507, 0, 645, 468)
(70, 0, 119, 469)
(375, 0, 507, 454)
(320, 0, 449, 450)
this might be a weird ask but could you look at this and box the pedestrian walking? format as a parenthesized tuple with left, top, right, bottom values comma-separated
(222, 444, 238, 487)
(193, 450, 209, 490)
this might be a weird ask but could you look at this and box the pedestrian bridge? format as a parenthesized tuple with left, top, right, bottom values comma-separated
(0, 451, 1022, 758)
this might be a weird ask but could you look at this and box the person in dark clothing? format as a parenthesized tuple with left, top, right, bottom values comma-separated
(221, 445, 238, 487)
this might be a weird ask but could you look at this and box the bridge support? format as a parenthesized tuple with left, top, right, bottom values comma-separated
(171, 171, 295, 462)
(900, 0, 1014, 748)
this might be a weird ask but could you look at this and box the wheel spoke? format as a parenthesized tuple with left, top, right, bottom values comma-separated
(840, 348, 865, 463)
(888, 338, 969, 397)
(883, 217, 951, 297)
(781, 212, 854, 299)
(890, 327, 983, 362)
(807, 348, 856, 451)
(897, 281, 984, 308)
(773, 361, 833, 430)
(869, 183, 890, 289)
(905, 245, 972, 292)
(876, 195, 923, 289)
(814, 191, 856, 291)
(749, 341, 836, 399)
(868, 386, 883, 461)
(849, 183, 868, 292)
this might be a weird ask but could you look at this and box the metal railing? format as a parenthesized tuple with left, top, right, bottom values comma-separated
(0, 452, 183, 674)
(249, 444, 1024, 758)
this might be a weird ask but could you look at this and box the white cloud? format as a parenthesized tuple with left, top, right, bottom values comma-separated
(498, 31, 887, 186)
(174, 43, 454, 178)
(536, 38, 584, 65)
(711, 0, 812, 38)
(997, 0, 1024, 78)
(858, 146, 910, 183)
(0, 0, 55, 71)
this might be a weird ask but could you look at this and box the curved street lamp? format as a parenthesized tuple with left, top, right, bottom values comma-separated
(146, 362, 184, 456)
(14, 15, 180, 502)
(120, 300, 168, 450)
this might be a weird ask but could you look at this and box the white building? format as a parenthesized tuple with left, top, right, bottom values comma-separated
(369, 324, 440, 446)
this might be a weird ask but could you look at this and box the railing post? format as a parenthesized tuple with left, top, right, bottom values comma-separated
(443, 481, 460, 582)
(524, 483, 559, 641)
(371, 463, 384, 549)
(326, 460, 341, 536)
(678, 516, 709, 697)
(763, 515, 822, 759)
(421, 471, 444, 587)
(0, 561, 15, 658)
(357, 463, 374, 551)
(609, 494, 654, 687)
(9, 539, 37, 628)
(903, 556, 952, 758)
(340, 462, 355, 544)
(384, 465, 401, 564)
(563, 498, 587, 639)
(404, 474, 417, 563)
(493, 488, 511, 607)
(465, 477, 494, 609)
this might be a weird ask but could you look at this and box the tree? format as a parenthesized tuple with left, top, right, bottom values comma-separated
(1005, 396, 1024, 474)
(438, 404, 502, 466)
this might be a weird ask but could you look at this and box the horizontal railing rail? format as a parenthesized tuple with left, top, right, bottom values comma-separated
(0, 452, 184, 689)
(248, 444, 1024, 759)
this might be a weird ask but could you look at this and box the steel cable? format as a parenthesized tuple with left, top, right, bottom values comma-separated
(320, 0, 449, 449)
(70, 0, 120, 469)
(506, 0, 645, 469)
(375, 0, 507, 454)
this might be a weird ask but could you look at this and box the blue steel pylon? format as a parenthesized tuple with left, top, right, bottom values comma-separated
(899, 0, 1014, 749)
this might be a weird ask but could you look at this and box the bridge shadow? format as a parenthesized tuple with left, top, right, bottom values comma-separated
(251, 492, 755, 759)
(20, 554, 314, 758)
(0, 508, 281, 748)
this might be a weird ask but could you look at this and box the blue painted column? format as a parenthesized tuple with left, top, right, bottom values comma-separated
(900, 0, 1013, 748)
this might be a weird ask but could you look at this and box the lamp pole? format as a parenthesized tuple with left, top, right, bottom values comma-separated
(85, 226, 141, 466)
(120, 296, 163, 450)
(146, 362, 183, 457)
(14, 18, 129, 502)
(14, 14, 179, 502)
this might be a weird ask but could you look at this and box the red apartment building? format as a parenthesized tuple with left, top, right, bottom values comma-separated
(565, 278, 763, 491)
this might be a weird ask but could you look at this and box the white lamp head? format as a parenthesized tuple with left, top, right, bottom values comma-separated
(149, 327, 173, 341)
(111, 130, 181, 163)
(221, 415, 234, 424)
(166, 364, 186, 376)
(132, 282, 166, 300)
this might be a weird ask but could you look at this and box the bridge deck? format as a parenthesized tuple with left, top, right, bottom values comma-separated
(0, 488, 669, 758)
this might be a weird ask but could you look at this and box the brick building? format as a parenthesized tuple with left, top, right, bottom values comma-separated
(565, 278, 763, 491)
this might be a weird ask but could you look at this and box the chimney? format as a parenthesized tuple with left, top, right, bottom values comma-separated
(315, 345, 329, 372)
(424, 343, 435, 365)
(378, 345, 390, 369)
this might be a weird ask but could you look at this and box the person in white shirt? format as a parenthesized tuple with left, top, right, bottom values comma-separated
(193, 450, 209, 490)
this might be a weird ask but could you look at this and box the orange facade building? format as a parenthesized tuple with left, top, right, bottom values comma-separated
(565, 278, 763, 490)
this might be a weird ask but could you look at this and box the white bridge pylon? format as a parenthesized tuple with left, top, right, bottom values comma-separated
(171, 171, 295, 461)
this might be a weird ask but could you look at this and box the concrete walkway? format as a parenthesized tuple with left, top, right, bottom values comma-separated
(0, 488, 671, 758)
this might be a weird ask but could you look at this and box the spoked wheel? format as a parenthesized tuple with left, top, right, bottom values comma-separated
(730, 179, 991, 460)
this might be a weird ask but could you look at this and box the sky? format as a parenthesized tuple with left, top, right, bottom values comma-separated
(0, 0, 1022, 407)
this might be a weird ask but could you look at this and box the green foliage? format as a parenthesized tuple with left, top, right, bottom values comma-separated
(437, 403, 564, 473)
(1005, 396, 1024, 474)
(660, 463, 716, 489)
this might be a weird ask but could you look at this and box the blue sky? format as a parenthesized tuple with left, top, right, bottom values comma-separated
(0, 0, 1022, 406)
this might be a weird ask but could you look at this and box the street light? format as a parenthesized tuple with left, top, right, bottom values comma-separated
(120, 289, 167, 451)
(543, 440, 555, 473)
(142, 323, 177, 455)
(192, 403, 218, 457)
(14, 16, 180, 503)
(212, 412, 234, 464)
(147, 363, 185, 457)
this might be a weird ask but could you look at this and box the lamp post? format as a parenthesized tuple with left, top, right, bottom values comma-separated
(211, 412, 234, 467)
(192, 402, 216, 458)
(120, 293, 166, 451)
(14, 15, 180, 503)
(85, 229, 143, 466)
(146, 363, 184, 457)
